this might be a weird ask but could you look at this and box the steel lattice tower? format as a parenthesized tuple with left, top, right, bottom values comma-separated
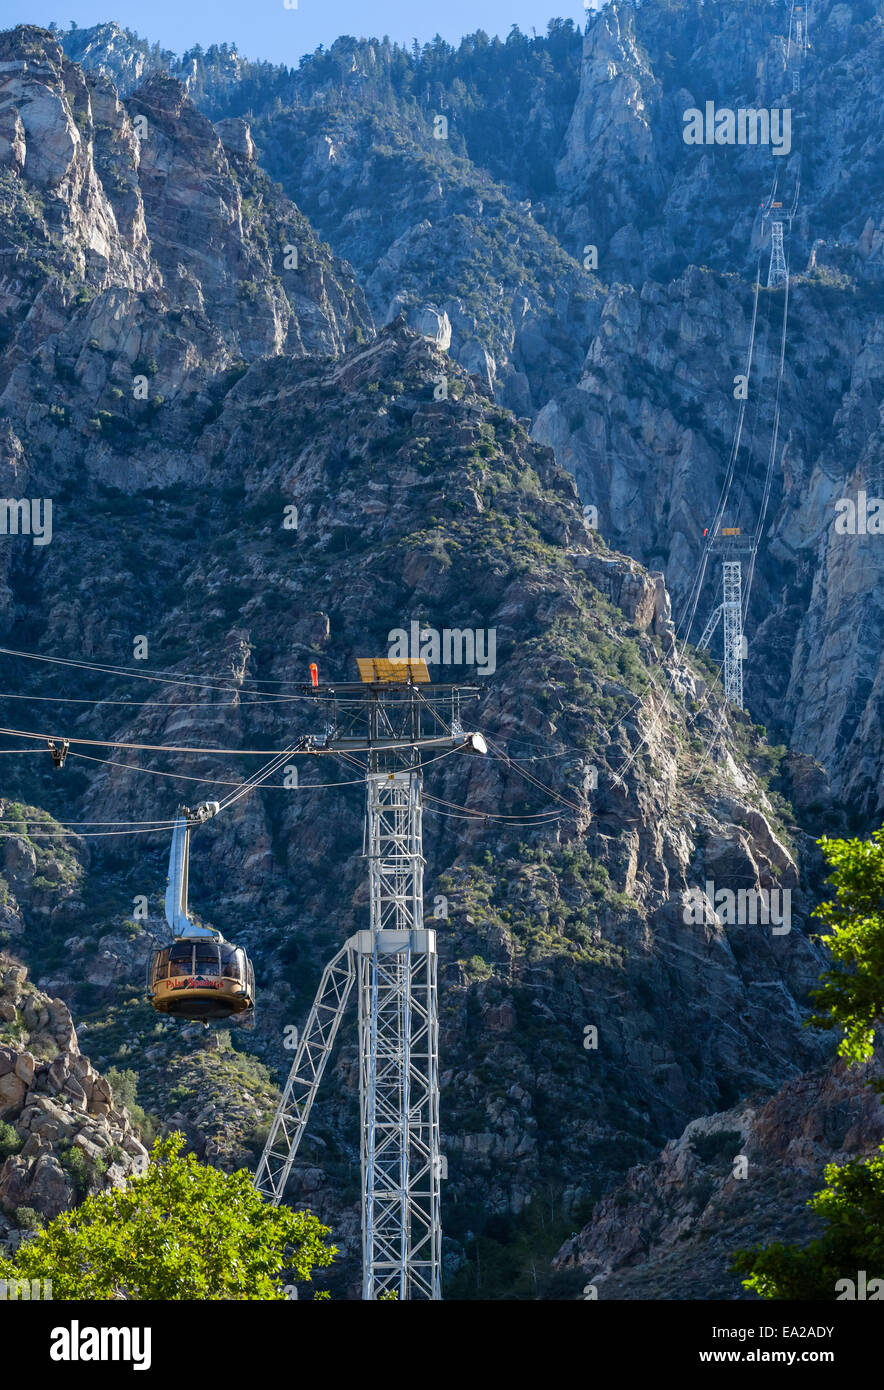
(767, 222, 788, 288)
(360, 770, 440, 1299)
(722, 561, 744, 708)
(253, 665, 485, 1300)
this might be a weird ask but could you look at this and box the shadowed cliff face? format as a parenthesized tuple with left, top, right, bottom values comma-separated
(554, 0, 884, 284)
(532, 263, 884, 819)
(0, 17, 875, 1297)
(532, 0, 884, 819)
(552, 1054, 884, 1299)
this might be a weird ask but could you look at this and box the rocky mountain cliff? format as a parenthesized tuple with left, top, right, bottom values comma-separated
(0, 952, 148, 1249)
(0, 27, 370, 393)
(0, 13, 879, 1297)
(552, 1052, 884, 1298)
(60, 4, 884, 821)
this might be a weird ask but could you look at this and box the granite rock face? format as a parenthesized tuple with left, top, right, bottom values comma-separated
(532, 256, 884, 817)
(0, 954, 148, 1248)
(552, 1056, 884, 1299)
(62, 3, 884, 815)
(0, 27, 371, 403)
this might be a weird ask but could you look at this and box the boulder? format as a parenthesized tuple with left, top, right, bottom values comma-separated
(0, 1072, 25, 1115)
(14, 1153, 73, 1217)
(3, 837, 36, 882)
(412, 305, 452, 352)
(214, 117, 256, 164)
(13, 1052, 34, 1086)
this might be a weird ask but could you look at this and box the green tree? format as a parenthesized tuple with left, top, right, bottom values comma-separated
(807, 825, 884, 1072)
(732, 826, 884, 1298)
(732, 1148, 884, 1300)
(0, 1134, 334, 1299)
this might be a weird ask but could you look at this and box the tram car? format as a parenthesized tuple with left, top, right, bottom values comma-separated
(148, 802, 255, 1023)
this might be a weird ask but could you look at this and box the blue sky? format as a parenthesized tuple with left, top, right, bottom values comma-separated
(6, 2, 594, 66)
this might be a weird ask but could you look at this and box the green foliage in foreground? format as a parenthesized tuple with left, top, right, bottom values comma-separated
(0, 1134, 334, 1299)
(732, 1146, 884, 1300)
(808, 825, 884, 1071)
(733, 826, 884, 1298)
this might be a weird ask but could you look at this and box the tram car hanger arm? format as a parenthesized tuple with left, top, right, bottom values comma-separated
(164, 802, 220, 940)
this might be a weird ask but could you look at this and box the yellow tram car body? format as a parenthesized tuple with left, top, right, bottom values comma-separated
(149, 936, 254, 1021)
